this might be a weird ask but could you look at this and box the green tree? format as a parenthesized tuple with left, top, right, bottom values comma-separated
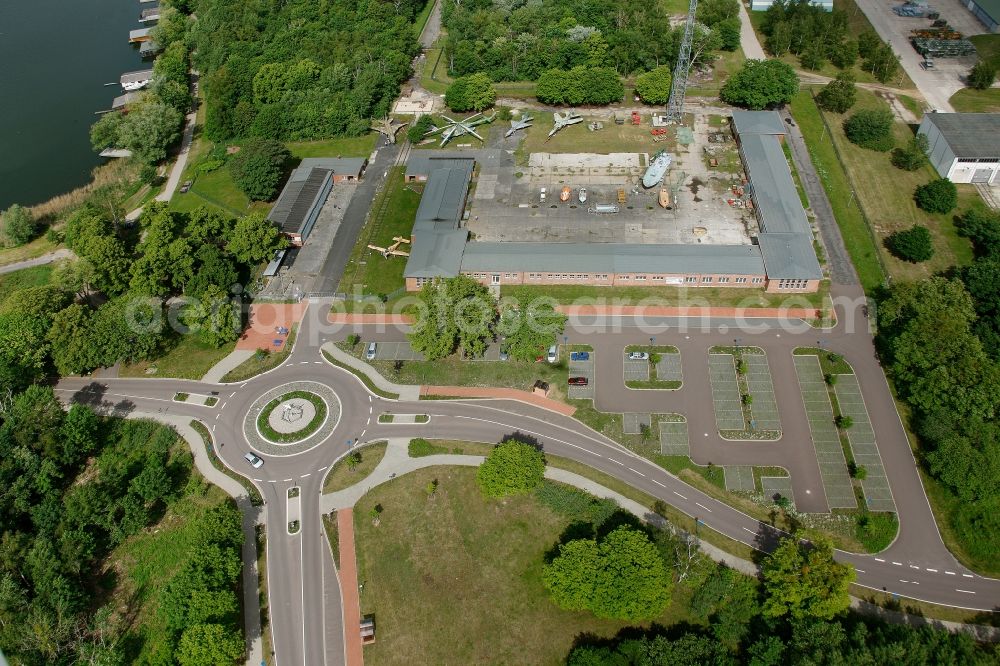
(407, 114, 435, 143)
(47, 304, 97, 376)
(914, 178, 958, 214)
(968, 61, 997, 90)
(89, 112, 126, 152)
(697, 0, 739, 25)
(843, 108, 894, 152)
(1, 204, 37, 247)
(863, 43, 900, 84)
(408, 276, 496, 361)
(716, 17, 742, 51)
(228, 138, 290, 201)
(497, 301, 566, 362)
(116, 99, 185, 163)
(543, 525, 671, 620)
(176, 623, 243, 666)
(891, 133, 929, 171)
(720, 59, 799, 110)
(184, 285, 241, 347)
(761, 537, 854, 620)
(476, 440, 545, 497)
(886, 225, 934, 263)
(635, 66, 673, 105)
(815, 72, 856, 114)
(444, 73, 497, 112)
(956, 207, 1000, 252)
(408, 280, 458, 361)
(226, 212, 289, 266)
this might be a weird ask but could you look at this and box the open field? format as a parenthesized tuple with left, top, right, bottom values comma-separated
(0, 263, 53, 302)
(337, 167, 421, 297)
(375, 355, 570, 400)
(222, 325, 297, 382)
(286, 135, 377, 159)
(515, 113, 667, 164)
(949, 87, 1000, 112)
(323, 441, 389, 493)
(121, 334, 236, 380)
(352, 467, 701, 665)
(0, 235, 60, 269)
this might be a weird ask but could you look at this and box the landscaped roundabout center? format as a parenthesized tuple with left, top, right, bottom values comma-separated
(243, 381, 342, 456)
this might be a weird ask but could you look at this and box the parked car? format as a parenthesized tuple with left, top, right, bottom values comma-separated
(627, 351, 650, 360)
(546, 345, 558, 363)
(243, 452, 264, 469)
(499, 347, 509, 361)
(568, 376, 589, 386)
(180, 180, 193, 193)
(365, 342, 377, 360)
(570, 351, 590, 361)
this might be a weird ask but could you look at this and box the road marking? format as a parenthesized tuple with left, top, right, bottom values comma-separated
(892, 561, 902, 566)
(253, 478, 263, 482)
(945, 571, 956, 575)
(926, 568, 937, 573)
(215, 413, 220, 420)
(313, 361, 322, 364)
(742, 527, 755, 534)
(283, 478, 293, 482)
(898, 579, 919, 585)
(230, 391, 237, 397)
(956, 589, 976, 594)
(318, 465, 328, 471)
(874, 558, 885, 562)
(219, 402, 226, 410)
(240, 383, 248, 389)
(856, 569, 866, 574)
(369, 395, 372, 402)
(652, 480, 666, 487)
(301, 473, 311, 478)
(673, 491, 687, 500)
(909, 565, 920, 570)
(299, 361, 309, 365)
(609, 459, 625, 466)
(628, 468, 645, 477)
(360, 429, 366, 437)
(695, 502, 712, 512)
(211, 424, 216, 432)
(962, 573, 974, 578)
(268, 480, 277, 483)
(369, 406, 373, 414)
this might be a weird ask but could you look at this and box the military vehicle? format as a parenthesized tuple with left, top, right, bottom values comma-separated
(424, 113, 496, 146)
(642, 149, 673, 188)
(547, 110, 583, 139)
(504, 114, 533, 138)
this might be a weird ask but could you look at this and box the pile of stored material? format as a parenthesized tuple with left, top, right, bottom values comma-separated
(911, 26, 962, 39)
(894, 2, 939, 17)
(912, 37, 976, 57)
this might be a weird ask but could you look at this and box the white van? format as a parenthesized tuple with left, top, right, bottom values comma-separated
(365, 342, 377, 360)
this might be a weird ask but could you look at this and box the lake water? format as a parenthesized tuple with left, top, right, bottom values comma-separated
(0, 0, 147, 209)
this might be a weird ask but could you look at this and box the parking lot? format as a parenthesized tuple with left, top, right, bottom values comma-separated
(709, 354, 745, 431)
(655, 353, 683, 383)
(835, 375, 896, 513)
(744, 354, 781, 432)
(623, 356, 649, 382)
(567, 352, 595, 400)
(659, 420, 690, 456)
(368, 341, 424, 361)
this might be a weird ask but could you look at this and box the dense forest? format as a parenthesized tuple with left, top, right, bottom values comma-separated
(187, 0, 425, 141)
(876, 207, 1000, 570)
(442, 0, 739, 81)
(0, 387, 245, 664)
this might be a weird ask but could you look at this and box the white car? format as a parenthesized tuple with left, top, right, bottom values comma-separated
(244, 452, 264, 469)
(547, 345, 558, 363)
(628, 351, 650, 360)
(365, 342, 377, 360)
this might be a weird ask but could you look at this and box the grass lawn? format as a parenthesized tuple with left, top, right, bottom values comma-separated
(790, 89, 885, 291)
(515, 112, 670, 164)
(949, 87, 1000, 113)
(501, 282, 827, 309)
(970, 34, 1000, 68)
(814, 88, 976, 282)
(323, 441, 389, 493)
(108, 473, 234, 664)
(352, 467, 702, 665)
(0, 235, 60, 269)
(793, 347, 854, 375)
(286, 135, 378, 159)
(120, 334, 236, 380)
(0, 263, 53, 302)
(420, 39, 452, 95)
(337, 166, 421, 297)
(375, 356, 570, 399)
(688, 47, 747, 97)
(222, 325, 297, 382)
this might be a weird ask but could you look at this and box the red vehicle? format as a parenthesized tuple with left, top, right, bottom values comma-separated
(568, 376, 589, 386)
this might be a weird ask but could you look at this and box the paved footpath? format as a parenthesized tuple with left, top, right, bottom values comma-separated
(337, 509, 364, 666)
(0, 248, 74, 275)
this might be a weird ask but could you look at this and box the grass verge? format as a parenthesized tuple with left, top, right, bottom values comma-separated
(121, 335, 236, 379)
(190, 420, 263, 505)
(323, 441, 389, 493)
(793, 346, 854, 374)
(322, 350, 400, 399)
(0, 263, 53, 302)
(502, 282, 826, 309)
(256, 525, 274, 661)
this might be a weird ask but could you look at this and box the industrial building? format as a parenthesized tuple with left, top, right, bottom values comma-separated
(918, 112, 1000, 184)
(750, 0, 831, 11)
(403, 111, 822, 293)
(267, 158, 366, 246)
(964, 0, 1000, 31)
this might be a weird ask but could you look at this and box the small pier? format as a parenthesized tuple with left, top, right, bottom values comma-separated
(140, 7, 160, 22)
(128, 27, 153, 43)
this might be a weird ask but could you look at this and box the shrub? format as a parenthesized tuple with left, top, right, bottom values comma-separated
(816, 72, 857, 114)
(843, 109, 894, 152)
(914, 178, 957, 214)
(720, 59, 798, 110)
(535, 67, 624, 106)
(891, 134, 929, 171)
(444, 73, 496, 112)
(1, 204, 37, 247)
(825, 373, 837, 385)
(886, 225, 934, 263)
(407, 114, 435, 143)
(534, 480, 618, 525)
(228, 138, 290, 201)
(855, 512, 898, 552)
(835, 414, 853, 429)
(408, 437, 446, 457)
(635, 66, 673, 105)
(476, 439, 545, 497)
(968, 61, 997, 90)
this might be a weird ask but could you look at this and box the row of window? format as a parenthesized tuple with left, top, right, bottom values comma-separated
(467, 273, 765, 284)
(957, 158, 1000, 164)
(777, 279, 810, 289)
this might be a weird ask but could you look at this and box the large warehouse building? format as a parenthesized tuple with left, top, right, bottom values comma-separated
(964, 0, 1000, 32)
(919, 112, 1000, 184)
(403, 111, 822, 293)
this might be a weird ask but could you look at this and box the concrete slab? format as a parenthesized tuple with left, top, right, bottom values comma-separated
(835, 375, 896, 513)
(656, 353, 683, 382)
(370, 341, 424, 361)
(659, 420, 690, 456)
(761, 476, 795, 509)
(724, 465, 755, 492)
(709, 353, 745, 431)
(623, 356, 650, 382)
(623, 412, 652, 434)
(745, 354, 781, 432)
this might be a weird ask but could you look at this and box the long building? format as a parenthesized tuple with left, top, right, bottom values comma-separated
(403, 111, 822, 293)
(267, 158, 366, 246)
(918, 112, 1000, 184)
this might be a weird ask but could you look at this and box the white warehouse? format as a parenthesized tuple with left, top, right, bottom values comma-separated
(918, 112, 1000, 184)
(751, 0, 832, 10)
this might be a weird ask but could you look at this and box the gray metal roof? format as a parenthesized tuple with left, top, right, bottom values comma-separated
(129, 27, 153, 40)
(120, 69, 153, 85)
(740, 133, 810, 235)
(404, 229, 469, 278)
(406, 153, 474, 179)
(298, 157, 366, 178)
(731, 111, 786, 136)
(757, 233, 823, 280)
(139, 41, 161, 55)
(922, 112, 1000, 159)
(460, 242, 766, 275)
(972, 0, 1000, 21)
(414, 163, 473, 231)
(267, 165, 332, 234)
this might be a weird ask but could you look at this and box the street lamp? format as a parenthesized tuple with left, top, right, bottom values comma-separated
(650, 336, 655, 347)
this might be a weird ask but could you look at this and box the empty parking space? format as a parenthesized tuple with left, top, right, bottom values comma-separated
(761, 476, 795, 509)
(745, 354, 781, 432)
(623, 356, 650, 382)
(709, 354, 745, 431)
(656, 353, 683, 383)
(623, 412, 652, 435)
(371, 341, 424, 361)
(835, 376, 896, 513)
(794, 356, 857, 509)
(568, 355, 595, 400)
(659, 420, 690, 456)
(724, 465, 755, 492)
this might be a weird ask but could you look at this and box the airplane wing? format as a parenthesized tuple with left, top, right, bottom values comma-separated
(467, 128, 485, 142)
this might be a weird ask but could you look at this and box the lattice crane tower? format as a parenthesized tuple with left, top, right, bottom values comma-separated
(665, 0, 699, 123)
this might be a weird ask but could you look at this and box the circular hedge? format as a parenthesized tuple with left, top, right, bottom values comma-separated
(256, 390, 327, 443)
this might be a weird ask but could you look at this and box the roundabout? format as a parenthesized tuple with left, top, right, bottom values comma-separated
(244, 381, 342, 455)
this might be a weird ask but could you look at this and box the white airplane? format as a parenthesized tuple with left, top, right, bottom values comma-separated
(504, 114, 533, 138)
(547, 110, 583, 138)
(424, 113, 496, 146)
